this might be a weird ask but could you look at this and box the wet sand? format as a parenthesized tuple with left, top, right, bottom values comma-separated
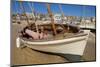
(11, 23, 96, 66)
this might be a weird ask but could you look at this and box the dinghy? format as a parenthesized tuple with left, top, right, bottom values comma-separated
(16, 30, 90, 56)
(16, 2, 90, 57)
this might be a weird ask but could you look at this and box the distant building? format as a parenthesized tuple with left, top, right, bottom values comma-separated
(16, 14, 20, 21)
(26, 12, 35, 20)
(91, 17, 96, 22)
(54, 14, 62, 23)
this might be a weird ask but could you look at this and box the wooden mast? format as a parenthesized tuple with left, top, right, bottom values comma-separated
(28, 2, 39, 33)
(19, 1, 30, 25)
(46, 3, 57, 35)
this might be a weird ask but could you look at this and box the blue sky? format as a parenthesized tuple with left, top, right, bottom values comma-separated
(11, 1, 96, 17)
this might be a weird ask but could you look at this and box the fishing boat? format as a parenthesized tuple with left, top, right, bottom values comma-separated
(16, 1, 90, 61)
(17, 29, 90, 55)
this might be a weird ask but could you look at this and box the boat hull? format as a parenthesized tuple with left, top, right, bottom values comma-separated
(16, 30, 90, 56)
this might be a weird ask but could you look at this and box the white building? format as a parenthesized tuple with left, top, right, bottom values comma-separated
(54, 14, 62, 23)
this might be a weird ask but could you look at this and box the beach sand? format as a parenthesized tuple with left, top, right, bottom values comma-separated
(11, 23, 96, 66)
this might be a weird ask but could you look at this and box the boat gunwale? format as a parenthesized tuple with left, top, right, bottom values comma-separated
(24, 38, 86, 46)
(20, 33, 88, 42)
(20, 33, 88, 46)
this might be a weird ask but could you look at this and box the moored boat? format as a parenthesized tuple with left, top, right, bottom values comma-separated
(16, 1, 90, 61)
(16, 30, 90, 56)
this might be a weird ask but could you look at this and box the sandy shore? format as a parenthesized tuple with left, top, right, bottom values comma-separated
(11, 23, 96, 66)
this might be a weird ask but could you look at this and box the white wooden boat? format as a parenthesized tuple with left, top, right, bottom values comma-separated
(16, 2, 90, 57)
(16, 30, 90, 56)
